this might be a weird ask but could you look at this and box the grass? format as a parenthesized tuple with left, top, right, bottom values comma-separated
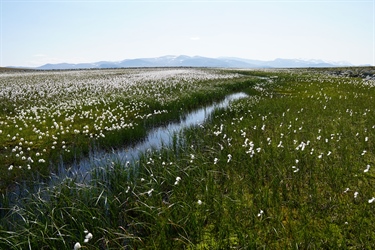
(0, 68, 258, 191)
(1, 68, 375, 248)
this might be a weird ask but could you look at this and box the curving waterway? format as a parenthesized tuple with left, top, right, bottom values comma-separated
(1, 92, 249, 212)
(55, 92, 249, 182)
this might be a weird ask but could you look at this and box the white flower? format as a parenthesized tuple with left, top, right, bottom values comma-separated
(354, 191, 359, 198)
(292, 166, 299, 173)
(147, 188, 154, 197)
(214, 131, 221, 136)
(368, 197, 375, 203)
(190, 154, 195, 163)
(197, 200, 203, 205)
(174, 176, 181, 185)
(257, 210, 264, 217)
(86, 232, 93, 239)
(74, 242, 81, 250)
(84, 232, 93, 243)
(227, 154, 232, 163)
(364, 165, 370, 173)
(214, 158, 219, 164)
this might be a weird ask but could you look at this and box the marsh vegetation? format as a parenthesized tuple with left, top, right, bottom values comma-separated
(1, 67, 375, 248)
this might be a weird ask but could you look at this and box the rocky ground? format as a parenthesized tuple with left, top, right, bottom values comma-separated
(324, 66, 375, 81)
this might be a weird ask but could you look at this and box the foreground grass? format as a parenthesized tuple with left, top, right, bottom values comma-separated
(2, 69, 375, 248)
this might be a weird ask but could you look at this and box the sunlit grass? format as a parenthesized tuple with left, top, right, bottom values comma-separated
(1, 68, 375, 248)
(0, 68, 254, 190)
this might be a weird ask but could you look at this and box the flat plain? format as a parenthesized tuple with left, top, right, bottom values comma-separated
(1, 67, 375, 249)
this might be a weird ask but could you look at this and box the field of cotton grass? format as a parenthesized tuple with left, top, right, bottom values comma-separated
(1, 67, 375, 248)
(0, 68, 248, 190)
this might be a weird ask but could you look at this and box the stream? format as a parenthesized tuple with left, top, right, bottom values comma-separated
(3, 92, 249, 205)
(54, 92, 249, 182)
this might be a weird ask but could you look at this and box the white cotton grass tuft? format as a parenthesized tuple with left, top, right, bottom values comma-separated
(190, 154, 195, 163)
(292, 166, 299, 173)
(227, 154, 232, 163)
(364, 165, 370, 173)
(147, 188, 154, 197)
(84, 232, 93, 243)
(73, 242, 81, 250)
(257, 210, 264, 217)
(174, 176, 181, 185)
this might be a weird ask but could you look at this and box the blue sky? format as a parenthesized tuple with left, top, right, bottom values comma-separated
(1, 0, 374, 67)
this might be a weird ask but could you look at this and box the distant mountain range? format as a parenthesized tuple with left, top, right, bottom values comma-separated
(33, 55, 355, 70)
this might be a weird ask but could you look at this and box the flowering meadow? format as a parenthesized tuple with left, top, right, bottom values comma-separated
(0, 68, 244, 190)
(1, 67, 375, 248)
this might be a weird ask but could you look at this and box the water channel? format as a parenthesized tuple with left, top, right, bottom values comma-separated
(3, 92, 249, 206)
(2, 91, 252, 227)
(54, 92, 249, 183)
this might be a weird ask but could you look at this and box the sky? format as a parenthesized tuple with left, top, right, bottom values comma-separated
(1, 0, 374, 67)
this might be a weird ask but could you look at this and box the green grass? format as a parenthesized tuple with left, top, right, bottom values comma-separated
(0, 68, 260, 191)
(2, 68, 375, 248)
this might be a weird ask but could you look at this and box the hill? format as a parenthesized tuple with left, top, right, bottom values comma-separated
(33, 55, 353, 70)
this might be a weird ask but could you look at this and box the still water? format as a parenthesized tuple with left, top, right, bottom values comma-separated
(55, 92, 249, 181)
